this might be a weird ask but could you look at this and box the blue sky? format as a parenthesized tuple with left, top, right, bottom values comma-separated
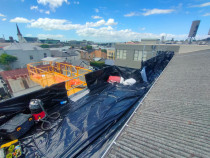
(0, 0, 209, 42)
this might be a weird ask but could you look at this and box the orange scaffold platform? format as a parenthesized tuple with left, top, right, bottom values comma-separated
(27, 61, 92, 96)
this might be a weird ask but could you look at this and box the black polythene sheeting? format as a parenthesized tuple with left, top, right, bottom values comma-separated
(21, 82, 148, 158)
(85, 66, 143, 91)
(0, 82, 68, 126)
(1, 51, 173, 158)
(19, 66, 148, 158)
(143, 51, 174, 83)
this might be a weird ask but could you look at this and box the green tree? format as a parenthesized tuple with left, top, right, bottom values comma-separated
(101, 49, 107, 53)
(86, 45, 92, 50)
(40, 44, 49, 48)
(90, 61, 105, 68)
(0, 53, 17, 70)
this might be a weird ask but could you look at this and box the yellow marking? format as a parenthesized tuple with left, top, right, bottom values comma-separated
(0, 140, 18, 148)
(16, 127, 21, 132)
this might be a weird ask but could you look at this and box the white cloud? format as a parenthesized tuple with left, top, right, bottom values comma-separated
(30, 6, 38, 10)
(86, 19, 106, 27)
(10, 17, 33, 23)
(45, 11, 50, 14)
(142, 9, 175, 16)
(30, 5, 50, 14)
(105, 19, 118, 25)
(76, 27, 191, 42)
(37, 34, 64, 39)
(84, 19, 116, 28)
(91, 15, 102, 19)
(190, 2, 210, 8)
(37, 0, 69, 10)
(40, 9, 44, 13)
(9, 17, 189, 42)
(28, 18, 83, 30)
(26, 18, 117, 30)
(8, 17, 206, 42)
(124, 12, 141, 17)
(140, 27, 146, 31)
(73, 1, 79, 5)
(2, 18, 7, 21)
(203, 13, 210, 16)
(95, 8, 99, 13)
(0, 13, 6, 17)
(124, 9, 174, 17)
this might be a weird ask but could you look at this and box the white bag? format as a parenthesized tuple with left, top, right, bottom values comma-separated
(123, 78, 136, 86)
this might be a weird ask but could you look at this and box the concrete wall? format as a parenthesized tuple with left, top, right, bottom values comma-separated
(178, 45, 210, 54)
(7, 76, 38, 93)
(1, 49, 51, 69)
(114, 43, 210, 69)
(115, 44, 179, 69)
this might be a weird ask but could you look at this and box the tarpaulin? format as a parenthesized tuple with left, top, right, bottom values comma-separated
(0, 51, 174, 158)
(0, 82, 68, 126)
(143, 51, 174, 82)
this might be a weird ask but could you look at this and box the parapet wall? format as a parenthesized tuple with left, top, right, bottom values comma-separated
(178, 45, 210, 54)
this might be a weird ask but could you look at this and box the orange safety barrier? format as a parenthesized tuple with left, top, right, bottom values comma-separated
(27, 61, 92, 96)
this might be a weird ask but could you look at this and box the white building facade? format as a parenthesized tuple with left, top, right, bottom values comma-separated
(1, 43, 51, 69)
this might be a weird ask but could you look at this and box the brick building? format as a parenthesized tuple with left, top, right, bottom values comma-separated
(80, 48, 107, 60)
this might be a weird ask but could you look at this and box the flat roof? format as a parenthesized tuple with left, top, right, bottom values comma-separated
(105, 50, 210, 158)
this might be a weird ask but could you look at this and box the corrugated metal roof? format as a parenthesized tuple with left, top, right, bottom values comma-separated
(51, 50, 78, 57)
(105, 50, 210, 158)
(0, 68, 28, 80)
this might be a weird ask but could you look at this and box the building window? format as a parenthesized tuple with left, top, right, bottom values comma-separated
(116, 50, 127, 59)
(44, 53, 47, 58)
(142, 51, 148, 61)
(30, 55, 33, 60)
(134, 50, 142, 61)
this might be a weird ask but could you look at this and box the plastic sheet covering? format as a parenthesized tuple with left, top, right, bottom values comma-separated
(0, 82, 68, 126)
(142, 51, 174, 83)
(18, 66, 147, 158)
(0, 51, 174, 158)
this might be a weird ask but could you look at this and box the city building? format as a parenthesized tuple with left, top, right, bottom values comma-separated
(115, 43, 210, 69)
(107, 49, 115, 60)
(80, 48, 107, 60)
(1, 43, 51, 69)
(68, 40, 93, 47)
(0, 38, 5, 43)
(97, 42, 115, 48)
(24, 37, 39, 43)
(50, 46, 81, 63)
(115, 43, 179, 69)
(40, 39, 60, 44)
(0, 68, 41, 97)
(141, 38, 160, 45)
(41, 57, 65, 63)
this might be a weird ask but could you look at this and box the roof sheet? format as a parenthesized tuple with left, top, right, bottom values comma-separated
(105, 50, 210, 158)
(0, 68, 28, 80)
(3, 43, 43, 51)
(51, 50, 78, 57)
